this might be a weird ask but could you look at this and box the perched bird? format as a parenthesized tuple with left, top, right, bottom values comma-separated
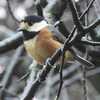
(19, 15, 73, 64)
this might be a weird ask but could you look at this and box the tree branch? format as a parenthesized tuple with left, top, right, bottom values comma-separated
(55, 48, 65, 100)
(63, 66, 100, 88)
(67, 0, 96, 41)
(6, 0, 20, 23)
(67, 0, 84, 32)
(0, 46, 23, 99)
(81, 38, 100, 46)
(0, 33, 23, 53)
(84, 19, 100, 32)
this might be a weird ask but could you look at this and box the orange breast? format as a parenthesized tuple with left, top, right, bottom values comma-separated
(36, 38, 62, 63)
(35, 29, 62, 64)
(24, 28, 62, 64)
(24, 27, 73, 65)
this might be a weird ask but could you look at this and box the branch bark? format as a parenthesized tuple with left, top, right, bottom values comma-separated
(0, 46, 23, 99)
(0, 33, 23, 53)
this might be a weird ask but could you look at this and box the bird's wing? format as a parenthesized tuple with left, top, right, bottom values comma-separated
(42, 38, 73, 61)
(48, 25, 66, 43)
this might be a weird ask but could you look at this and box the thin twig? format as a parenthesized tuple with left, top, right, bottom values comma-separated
(84, 19, 100, 32)
(68, 0, 96, 41)
(17, 71, 30, 82)
(71, 47, 94, 67)
(79, 0, 95, 21)
(81, 39, 100, 46)
(55, 48, 65, 100)
(58, 0, 95, 48)
(63, 66, 100, 88)
(6, 0, 20, 23)
(67, 0, 84, 33)
(81, 48, 88, 100)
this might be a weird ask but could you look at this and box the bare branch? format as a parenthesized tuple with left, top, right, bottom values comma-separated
(6, 0, 20, 23)
(51, 62, 81, 86)
(81, 38, 100, 46)
(55, 49, 65, 100)
(0, 46, 23, 99)
(84, 19, 100, 31)
(63, 66, 100, 88)
(67, 0, 84, 32)
(17, 71, 30, 82)
(70, 47, 94, 67)
(80, 0, 95, 20)
(0, 33, 23, 53)
(69, 0, 96, 41)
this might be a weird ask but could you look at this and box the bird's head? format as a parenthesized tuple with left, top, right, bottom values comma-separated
(18, 15, 48, 40)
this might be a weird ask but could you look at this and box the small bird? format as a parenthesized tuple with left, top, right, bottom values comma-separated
(19, 15, 73, 64)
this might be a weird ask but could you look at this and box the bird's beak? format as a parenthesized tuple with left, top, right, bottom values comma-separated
(17, 22, 29, 32)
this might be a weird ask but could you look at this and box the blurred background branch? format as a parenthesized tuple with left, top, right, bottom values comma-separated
(0, 0, 100, 100)
(6, 0, 20, 23)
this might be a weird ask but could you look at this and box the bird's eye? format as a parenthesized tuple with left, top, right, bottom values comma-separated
(27, 22, 33, 26)
(21, 20, 33, 26)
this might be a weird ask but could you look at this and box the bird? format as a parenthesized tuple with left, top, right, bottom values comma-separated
(18, 15, 73, 65)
